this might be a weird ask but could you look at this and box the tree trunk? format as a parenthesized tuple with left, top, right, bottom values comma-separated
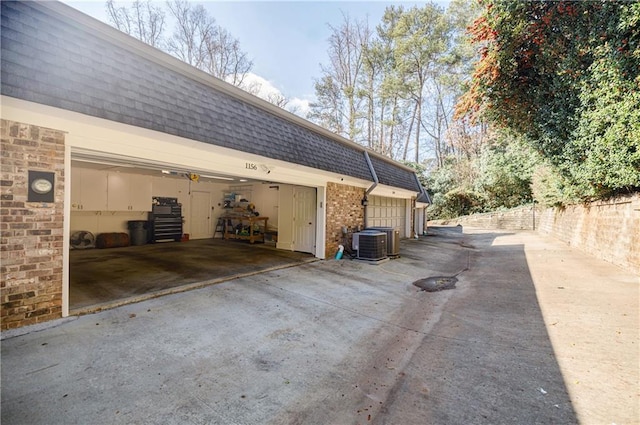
(415, 96, 422, 163)
(403, 102, 418, 161)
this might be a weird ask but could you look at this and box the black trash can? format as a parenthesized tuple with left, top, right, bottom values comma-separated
(127, 220, 149, 246)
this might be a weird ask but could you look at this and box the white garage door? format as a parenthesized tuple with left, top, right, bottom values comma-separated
(367, 196, 406, 237)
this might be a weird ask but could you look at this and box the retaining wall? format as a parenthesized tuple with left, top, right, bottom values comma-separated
(537, 194, 639, 275)
(429, 195, 640, 275)
(428, 205, 538, 230)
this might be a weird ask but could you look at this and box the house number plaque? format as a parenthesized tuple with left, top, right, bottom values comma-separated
(28, 170, 55, 203)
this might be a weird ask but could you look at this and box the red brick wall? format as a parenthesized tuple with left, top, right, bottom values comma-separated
(325, 182, 365, 258)
(1, 120, 65, 330)
(537, 194, 640, 275)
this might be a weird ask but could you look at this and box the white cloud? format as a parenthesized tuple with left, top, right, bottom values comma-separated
(229, 72, 311, 118)
(286, 97, 311, 118)
(235, 73, 279, 99)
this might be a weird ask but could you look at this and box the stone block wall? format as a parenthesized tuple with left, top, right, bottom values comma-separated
(1, 120, 66, 330)
(537, 194, 640, 275)
(429, 204, 539, 230)
(325, 182, 365, 258)
(428, 195, 639, 275)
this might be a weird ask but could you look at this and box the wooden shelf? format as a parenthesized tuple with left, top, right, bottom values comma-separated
(222, 216, 268, 244)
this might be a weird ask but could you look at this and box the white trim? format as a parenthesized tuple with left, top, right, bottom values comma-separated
(2, 97, 374, 190)
(405, 200, 413, 238)
(316, 186, 326, 259)
(62, 141, 71, 317)
(368, 185, 417, 200)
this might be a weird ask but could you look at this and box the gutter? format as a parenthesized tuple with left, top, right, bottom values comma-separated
(411, 172, 431, 237)
(363, 151, 379, 229)
(414, 173, 431, 205)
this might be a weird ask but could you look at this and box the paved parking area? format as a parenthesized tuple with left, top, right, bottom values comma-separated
(2, 228, 638, 424)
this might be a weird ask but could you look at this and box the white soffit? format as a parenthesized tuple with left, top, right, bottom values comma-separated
(3, 96, 373, 189)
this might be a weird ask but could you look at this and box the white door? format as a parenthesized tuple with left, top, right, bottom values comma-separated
(190, 191, 212, 239)
(293, 186, 316, 254)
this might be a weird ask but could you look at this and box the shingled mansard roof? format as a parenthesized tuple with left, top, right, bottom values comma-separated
(0, 1, 422, 193)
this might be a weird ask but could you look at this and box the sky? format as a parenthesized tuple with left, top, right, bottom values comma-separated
(62, 1, 436, 115)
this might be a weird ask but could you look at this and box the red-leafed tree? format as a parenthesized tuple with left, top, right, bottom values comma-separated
(458, 0, 622, 142)
(457, 0, 639, 201)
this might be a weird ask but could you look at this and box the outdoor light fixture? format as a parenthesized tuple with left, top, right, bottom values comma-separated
(361, 197, 368, 206)
(259, 164, 271, 174)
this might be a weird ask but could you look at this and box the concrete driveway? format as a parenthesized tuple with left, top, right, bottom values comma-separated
(2, 227, 638, 424)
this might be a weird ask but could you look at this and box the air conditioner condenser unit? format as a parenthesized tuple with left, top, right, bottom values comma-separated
(352, 230, 387, 261)
(366, 227, 400, 257)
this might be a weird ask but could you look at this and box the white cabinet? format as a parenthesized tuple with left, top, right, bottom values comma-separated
(106, 172, 129, 211)
(70, 168, 107, 211)
(107, 173, 152, 211)
(129, 174, 153, 211)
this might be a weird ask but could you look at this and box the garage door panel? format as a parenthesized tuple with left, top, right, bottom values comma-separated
(367, 196, 406, 237)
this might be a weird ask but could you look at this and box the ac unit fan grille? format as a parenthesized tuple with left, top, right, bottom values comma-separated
(366, 227, 400, 256)
(354, 231, 387, 260)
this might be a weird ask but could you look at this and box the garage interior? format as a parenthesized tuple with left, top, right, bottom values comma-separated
(69, 158, 318, 313)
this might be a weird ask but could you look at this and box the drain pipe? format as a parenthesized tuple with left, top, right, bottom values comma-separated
(413, 172, 431, 237)
(413, 172, 430, 203)
(363, 151, 378, 229)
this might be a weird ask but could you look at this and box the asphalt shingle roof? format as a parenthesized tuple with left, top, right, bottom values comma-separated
(1, 1, 420, 193)
(369, 155, 420, 195)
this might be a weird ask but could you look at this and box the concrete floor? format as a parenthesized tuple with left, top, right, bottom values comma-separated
(70, 239, 315, 313)
(3, 227, 638, 424)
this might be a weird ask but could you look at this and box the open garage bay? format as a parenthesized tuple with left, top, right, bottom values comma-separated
(70, 239, 316, 313)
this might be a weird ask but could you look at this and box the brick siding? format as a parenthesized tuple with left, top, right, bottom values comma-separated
(325, 182, 365, 258)
(1, 120, 65, 330)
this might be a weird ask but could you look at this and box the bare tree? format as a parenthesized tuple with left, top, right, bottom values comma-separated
(106, 0, 165, 48)
(165, 0, 211, 69)
(445, 118, 489, 161)
(265, 92, 289, 109)
(307, 0, 482, 166)
(106, 0, 253, 91)
(309, 14, 370, 142)
(239, 78, 290, 108)
(165, 0, 252, 85)
(421, 74, 454, 166)
(202, 26, 252, 86)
